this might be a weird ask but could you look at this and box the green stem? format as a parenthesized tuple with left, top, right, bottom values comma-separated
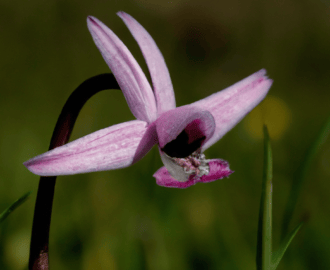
(256, 125, 273, 270)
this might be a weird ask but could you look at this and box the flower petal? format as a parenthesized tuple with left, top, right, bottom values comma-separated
(87, 16, 157, 123)
(155, 105, 215, 151)
(118, 12, 176, 115)
(192, 69, 273, 150)
(132, 121, 158, 163)
(24, 120, 149, 176)
(154, 159, 233, 188)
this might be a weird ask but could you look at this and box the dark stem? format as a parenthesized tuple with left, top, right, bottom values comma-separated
(29, 73, 120, 270)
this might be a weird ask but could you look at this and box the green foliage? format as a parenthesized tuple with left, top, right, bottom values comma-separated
(272, 222, 303, 270)
(282, 115, 330, 238)
(256, 126, 273, 270)
(0, 191, 32, 225)
(257, 126, 303, 270)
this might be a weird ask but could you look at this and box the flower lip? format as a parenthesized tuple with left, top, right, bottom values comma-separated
(154, 158, 234, 188)
(173, 150, 210, 177)
(159, 149, 210, 182)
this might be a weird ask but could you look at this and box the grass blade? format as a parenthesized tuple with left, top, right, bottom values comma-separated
(0, 191, 32, 224)
(272, 222, 303, 270)
(281, 115, 330, 238)
(256, 125, 273, 270)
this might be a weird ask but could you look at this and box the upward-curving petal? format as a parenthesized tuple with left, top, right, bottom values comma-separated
(192, 69, 273, 150)
(24, 120, 150, 176)
(117, 12, 176, 115)
(87, 16, 157, 123)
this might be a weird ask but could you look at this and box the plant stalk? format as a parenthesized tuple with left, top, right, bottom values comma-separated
(29, 73, 120, 270)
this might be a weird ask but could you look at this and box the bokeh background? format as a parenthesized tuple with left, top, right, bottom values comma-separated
(1, 0, 330, 269)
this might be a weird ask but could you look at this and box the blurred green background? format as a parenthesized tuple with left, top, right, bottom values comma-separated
(1, 0, 330, 269)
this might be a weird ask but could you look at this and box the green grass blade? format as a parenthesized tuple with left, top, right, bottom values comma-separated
(272, 222, 303, 270)
(0, 191, 32, 224)
(281, 115, 330, 238)
(256, 125, 273, 270)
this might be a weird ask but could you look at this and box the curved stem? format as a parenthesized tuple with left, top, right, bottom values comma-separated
(29, 73, 120, 270)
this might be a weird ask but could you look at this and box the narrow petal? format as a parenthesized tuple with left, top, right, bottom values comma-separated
(132, 121, 158, 163)
(87, 16, 157, 123)
(154, 159, 233, 188)
(192, 69, 273, 150)
(155, 105, 215, 151)
(24, 120, 149, 176)
(118, 12, 176, 115)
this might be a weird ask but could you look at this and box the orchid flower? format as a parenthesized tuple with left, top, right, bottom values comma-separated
(24, 12, 273, 188)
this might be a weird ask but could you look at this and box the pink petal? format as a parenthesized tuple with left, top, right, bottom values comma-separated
(155, 105, 215, 149)
(118, 12, 176, 115)
(87, 16, 157, 123)
(192, 69, 273, 150)
(132, 121, 158, 163)
(154, 159, 233, 188)
(24, 120, 150, 176)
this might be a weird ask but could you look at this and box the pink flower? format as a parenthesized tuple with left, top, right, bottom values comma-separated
(24, 12, 272, 188)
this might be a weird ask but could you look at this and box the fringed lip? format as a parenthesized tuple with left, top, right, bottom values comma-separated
(154, 159, 234, 188)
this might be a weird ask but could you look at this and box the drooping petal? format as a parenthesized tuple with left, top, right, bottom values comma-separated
(155, 105, 215, 152)
(87, 16, 157, 123)
(132, 121, 158, 164)
(192, 69, 273, 150)
(154, 159, 233, 188)
(24, 120, 150, 176)
(118, 12, 176, 115)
